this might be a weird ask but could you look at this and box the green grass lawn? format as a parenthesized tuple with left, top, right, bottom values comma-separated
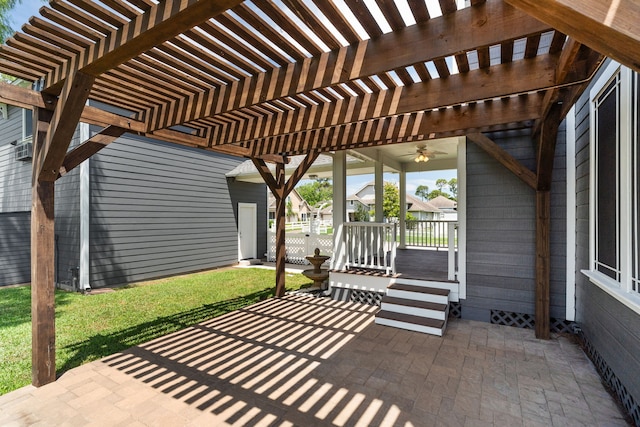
(0, 267, 310, 396)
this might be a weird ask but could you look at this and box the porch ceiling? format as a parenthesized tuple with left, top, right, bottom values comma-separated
(0, 0, 620, 160)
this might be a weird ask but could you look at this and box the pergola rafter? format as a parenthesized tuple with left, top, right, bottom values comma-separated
(151, 1, 552, 132)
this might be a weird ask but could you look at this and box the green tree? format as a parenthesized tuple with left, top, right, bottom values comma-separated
(435, 178, 448, 192)
(428, 189, 447, 200)
(0, 1, 36, 44)
(448, 178, 458, 199)
(286, 198, 294, 219)
(353, 204, 369, 222)
(415, 184, 429, 201)
(296, 178, 332, 207)
(382, 182, 400, 220)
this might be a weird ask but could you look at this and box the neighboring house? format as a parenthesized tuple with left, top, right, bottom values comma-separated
(0, 104, 266, 289)
(346, 195, 369, 221)
(406, 194, 441, 220)
(267, 188, 311, 222)
(350, 181, 376, 209)
(428, 195, 458, 220)
(349, 181, 441, 220)
(317, 203, 333, 223)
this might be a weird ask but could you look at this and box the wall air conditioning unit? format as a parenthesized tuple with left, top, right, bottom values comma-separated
(15, 138, 33, 161)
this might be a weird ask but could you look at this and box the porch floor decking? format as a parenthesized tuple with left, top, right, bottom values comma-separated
(395, 248, 454, 282)
(0, 294, 627, 426)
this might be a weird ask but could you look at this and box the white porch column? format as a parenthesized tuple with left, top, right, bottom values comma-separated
(374, 150, 383, 222)
(399, 163, 406, 248)
(331, 151, 346, 269)
(79, 122, 91, 291)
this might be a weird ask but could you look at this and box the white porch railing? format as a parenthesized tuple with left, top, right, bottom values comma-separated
(341, 222, 397, 274)
(267, 231, 333, 264)
(405, 220, 458, 250)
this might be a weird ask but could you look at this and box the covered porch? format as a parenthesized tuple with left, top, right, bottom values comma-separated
(0, 295, 626, 426)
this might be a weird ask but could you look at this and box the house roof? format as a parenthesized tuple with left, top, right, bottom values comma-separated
(429, 195, 457, 209)
(267, 188, 309, 210)
(406, 194, 441, 213)
(0, 0, 621, 168)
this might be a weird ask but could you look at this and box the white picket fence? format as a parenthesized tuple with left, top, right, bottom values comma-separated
(266, 231, 333, 264)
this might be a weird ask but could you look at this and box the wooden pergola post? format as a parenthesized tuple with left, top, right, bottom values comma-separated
(30, 71, 95, 386)
(31, 107, 56, 386)
(533, 106, 561, 339)
(274, 162, 286, 297)
(535, 190, 551, 339)
(252, 151, 320, 297)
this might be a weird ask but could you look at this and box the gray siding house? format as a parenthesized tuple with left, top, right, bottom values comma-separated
(467, 61, 640, 423)
(0, 104, 266, 289)
(571, 61, 640, 422)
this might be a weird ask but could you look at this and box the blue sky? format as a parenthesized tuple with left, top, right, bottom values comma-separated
(346, 169, 456, 196)
(7, 1, 457, 198)
(9, 0, 42, 30)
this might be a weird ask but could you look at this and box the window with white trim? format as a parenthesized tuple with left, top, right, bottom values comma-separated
(22, 108, 32, 140)
(588, 62, 640, 303)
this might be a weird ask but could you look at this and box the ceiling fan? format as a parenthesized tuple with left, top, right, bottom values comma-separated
(401, 144, 446, 163)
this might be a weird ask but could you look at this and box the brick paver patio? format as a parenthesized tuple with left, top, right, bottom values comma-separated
(0, 294, 629, 426)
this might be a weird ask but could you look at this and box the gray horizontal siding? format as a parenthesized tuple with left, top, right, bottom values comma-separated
(574, 62, 640, 404)
(0, 211, 30, 286)
(0, 109, 82, 287)
(464, 128, 567, 322)
(0, 105, 31, 213)
(88, 133, 261, 287)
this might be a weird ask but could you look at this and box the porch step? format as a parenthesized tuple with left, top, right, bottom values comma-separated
(375, 310, 447, 337)
(387, 283, 449, 304)
(375, 282, 450, 337)
(380, 296, 448, 320)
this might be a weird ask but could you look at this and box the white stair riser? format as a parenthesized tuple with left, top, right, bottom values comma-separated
(387, 289, 448, 304)
(381, 303, 446, 320)
(375, 317, 444, 336)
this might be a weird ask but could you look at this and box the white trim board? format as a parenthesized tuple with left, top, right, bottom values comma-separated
(457, 136, 467, 300)
(566, 106, 576, 321)
(79, 122, 91, 291)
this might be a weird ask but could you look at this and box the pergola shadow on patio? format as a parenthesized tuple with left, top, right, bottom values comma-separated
(0, 295, 627, 426)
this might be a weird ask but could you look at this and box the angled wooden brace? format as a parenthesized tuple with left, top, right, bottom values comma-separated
(252, 151, 321, 297)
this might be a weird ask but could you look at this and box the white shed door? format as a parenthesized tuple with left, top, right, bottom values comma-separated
(238, 202, 257, 260)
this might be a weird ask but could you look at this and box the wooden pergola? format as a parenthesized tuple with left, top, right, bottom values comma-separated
(0, 0, 638, 387)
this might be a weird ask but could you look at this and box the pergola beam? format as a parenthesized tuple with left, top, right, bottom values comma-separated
(155, 0, 551, 130)
(0, 82, 254, 159)
(505, 0, 640, 73)
(214, 55, 557, 147)
(247, 96, 541, 156)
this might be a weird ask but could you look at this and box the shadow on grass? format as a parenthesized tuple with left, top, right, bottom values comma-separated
(57, 288, 273, 376)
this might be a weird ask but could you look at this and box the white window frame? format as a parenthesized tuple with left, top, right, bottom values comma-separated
(584, 61, 640, 314)
(22, 108, 33, 140)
